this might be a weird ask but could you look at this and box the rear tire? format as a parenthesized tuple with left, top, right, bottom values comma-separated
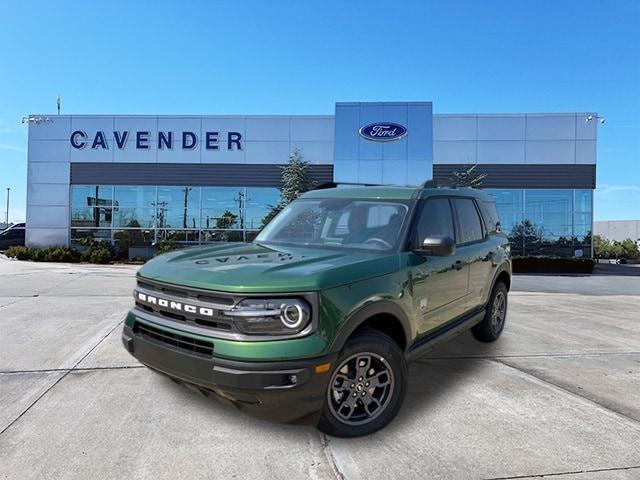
(472, 281, 508, 342)
(318, 328, 407, 437)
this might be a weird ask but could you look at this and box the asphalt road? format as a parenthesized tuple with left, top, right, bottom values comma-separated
(512, 264, 640, 296)
(0, 258, 639, 480)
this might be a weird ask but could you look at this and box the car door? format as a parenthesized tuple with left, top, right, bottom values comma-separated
(408, 197, 469, 335)
(451, 197, 494, 311)
(0, 228, 20, 249)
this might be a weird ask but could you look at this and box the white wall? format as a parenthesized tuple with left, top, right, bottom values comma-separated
(433, 113, 597, 165)
(26, 110, 598, 248)
(594, 220, 640, 242)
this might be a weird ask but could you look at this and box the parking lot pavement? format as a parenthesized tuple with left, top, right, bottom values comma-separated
(1, 258, 639, 480)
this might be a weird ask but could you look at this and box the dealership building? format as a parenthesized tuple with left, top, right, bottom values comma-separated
(25, 101, 597, 256)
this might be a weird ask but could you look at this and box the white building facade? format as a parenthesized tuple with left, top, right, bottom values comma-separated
(26, 101, 597, 257)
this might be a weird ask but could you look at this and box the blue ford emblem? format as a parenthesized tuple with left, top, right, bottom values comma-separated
(359, 122, 408, 142)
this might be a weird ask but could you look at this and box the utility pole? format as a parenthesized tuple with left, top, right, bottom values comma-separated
(182, 187, 192, 229)
(5, 187, 10, 227)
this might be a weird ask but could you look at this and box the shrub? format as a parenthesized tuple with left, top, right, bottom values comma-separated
(512, 256, 595, 274)
(5, 245, 80, 263)
(156, 240, 177, 255)
(5, 245, 33, 260)
(80, 239, 115, 263)
(89, 248, 113, 264)
(46, 247, 79, 262)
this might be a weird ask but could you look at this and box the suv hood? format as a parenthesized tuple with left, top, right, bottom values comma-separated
(138, 242, 399, 293)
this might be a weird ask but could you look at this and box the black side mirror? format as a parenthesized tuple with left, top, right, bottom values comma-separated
(417, 236, 455, 256)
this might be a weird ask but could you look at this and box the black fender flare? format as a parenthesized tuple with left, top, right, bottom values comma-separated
(489, 262, 512, 294)
(328, 300, 413, 354)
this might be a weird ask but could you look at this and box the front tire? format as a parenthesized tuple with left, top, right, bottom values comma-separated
(318, 328, 407, 437)
(472, 281, 508, 342)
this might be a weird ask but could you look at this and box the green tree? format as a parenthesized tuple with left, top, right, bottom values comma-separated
(620, 238, 640, 260)
(609, 241, 624, 260)
(593, 235, 611, 259)
(216, 210, 238, 230)
(262, 149, 314, 226)
(448, 163, 487, 188)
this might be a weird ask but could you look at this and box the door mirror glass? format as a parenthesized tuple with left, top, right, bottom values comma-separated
(417, 236, 455, 256)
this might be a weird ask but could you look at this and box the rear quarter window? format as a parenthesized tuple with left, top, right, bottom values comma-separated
(479, 200, 500, 234)
(453, 198, 484, 244)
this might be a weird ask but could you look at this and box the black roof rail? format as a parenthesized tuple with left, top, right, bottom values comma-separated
(313, 182, 384, 190)
(421, 179, 456, 188)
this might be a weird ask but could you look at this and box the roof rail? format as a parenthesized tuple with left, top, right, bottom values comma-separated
(313, 182, 383, 190)
(421, 179, 456, 188)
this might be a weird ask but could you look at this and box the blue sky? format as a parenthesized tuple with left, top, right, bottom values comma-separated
(1, 0, 638, 223)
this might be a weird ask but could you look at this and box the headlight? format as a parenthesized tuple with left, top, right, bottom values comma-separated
(222, 298, 311, 335)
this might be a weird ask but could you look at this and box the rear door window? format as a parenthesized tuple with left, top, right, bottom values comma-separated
(453, 198, 484, 244)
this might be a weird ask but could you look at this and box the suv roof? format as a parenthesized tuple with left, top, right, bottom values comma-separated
(302, 185, 493, 201)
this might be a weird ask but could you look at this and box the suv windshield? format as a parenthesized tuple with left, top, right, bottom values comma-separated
(256, 198, 410, 251)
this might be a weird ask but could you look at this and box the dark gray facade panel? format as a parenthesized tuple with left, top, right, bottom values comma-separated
(70, 163, 334, 187)
(433, 164, 596, 189)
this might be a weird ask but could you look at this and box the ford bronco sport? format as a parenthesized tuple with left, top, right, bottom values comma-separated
(122, 183, 511, 437)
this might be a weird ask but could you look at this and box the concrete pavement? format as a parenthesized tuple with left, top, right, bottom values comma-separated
(0, 258, 639, 479)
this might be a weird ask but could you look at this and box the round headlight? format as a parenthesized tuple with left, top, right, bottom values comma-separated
(280, 302, 305, 329)
(223, 298, 312, 335)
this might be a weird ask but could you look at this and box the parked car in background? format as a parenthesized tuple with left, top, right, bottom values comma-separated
(0, 223, 26, 250)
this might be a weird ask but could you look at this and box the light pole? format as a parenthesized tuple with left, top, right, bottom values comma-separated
(4, 187, 10, 228)
(5, 187, 9, 227)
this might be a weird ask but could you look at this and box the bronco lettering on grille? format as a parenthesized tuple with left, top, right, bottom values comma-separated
(136, 292, 215, 317)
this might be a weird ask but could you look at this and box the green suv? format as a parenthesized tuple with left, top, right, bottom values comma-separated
(122, 184, 511, 436)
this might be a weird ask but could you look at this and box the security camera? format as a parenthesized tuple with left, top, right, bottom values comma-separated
(586, 115, 594, 122)
(599, 118, 606, 124)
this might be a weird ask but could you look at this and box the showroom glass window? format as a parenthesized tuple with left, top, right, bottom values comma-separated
(245, 188, 280, 231)
(71, 185, 113, 228)
(113, 186, 157, 228)
(156, 186, 200, 229)
(68, 185, 410, 249)
(524, 190, 573, 256)
(200, 187, 243, 242)
(484, 190, 523, 235)
(574, 190, 593, 254)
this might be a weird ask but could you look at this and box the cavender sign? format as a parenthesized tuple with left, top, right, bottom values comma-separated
(70, 130, 243, 151)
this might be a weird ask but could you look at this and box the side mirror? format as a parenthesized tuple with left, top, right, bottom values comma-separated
(417, 236, 456, 256)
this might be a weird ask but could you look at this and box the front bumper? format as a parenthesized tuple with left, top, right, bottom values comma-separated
(122, 324, 336, 423)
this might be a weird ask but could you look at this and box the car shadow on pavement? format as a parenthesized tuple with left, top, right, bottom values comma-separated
(392, 334, 499, 429)
(152, 332, 499, 434)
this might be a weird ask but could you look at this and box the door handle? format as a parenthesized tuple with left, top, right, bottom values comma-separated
(453, 260, 464, 271)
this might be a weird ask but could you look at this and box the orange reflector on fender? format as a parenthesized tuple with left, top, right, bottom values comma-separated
(315, 362, 331, 374)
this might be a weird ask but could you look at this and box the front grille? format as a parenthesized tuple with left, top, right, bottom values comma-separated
(133, 321, 213, 357)
(137, 278, 235, 307)
(135, 277, 237, 334)
(135, 302, 234, 331)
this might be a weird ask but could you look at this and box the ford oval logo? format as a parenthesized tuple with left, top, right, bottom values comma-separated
(359, 122, 408, 142)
